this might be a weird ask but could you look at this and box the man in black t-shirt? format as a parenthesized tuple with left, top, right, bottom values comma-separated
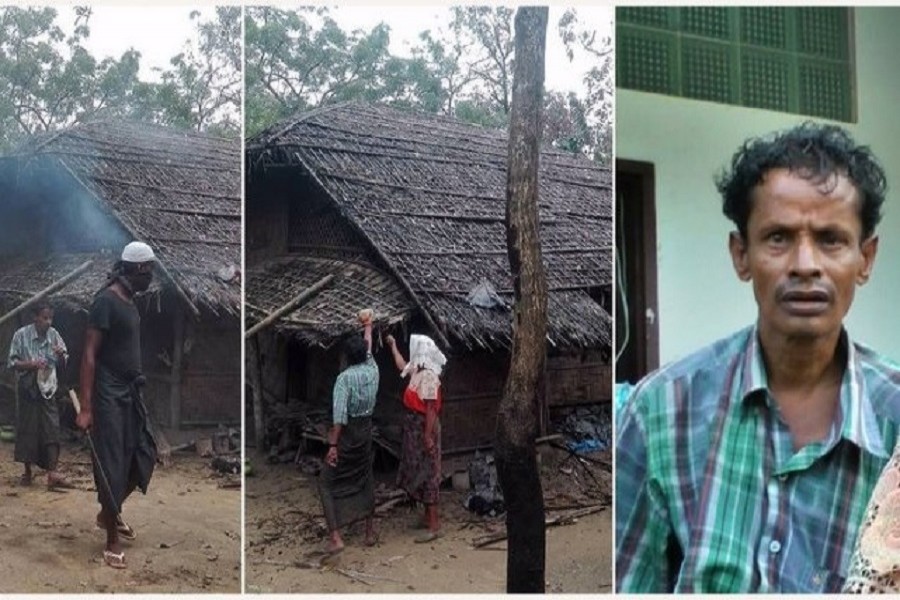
(77, 241, 158, 570)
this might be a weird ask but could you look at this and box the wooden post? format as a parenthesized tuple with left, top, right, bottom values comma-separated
(244, 275, 334, 339)
(169, 305, 185, 430)
(249, 336, 266, 451)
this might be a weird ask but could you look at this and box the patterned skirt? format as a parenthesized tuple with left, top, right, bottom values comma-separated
(318, 416, 375, 530)
(396, 411, 441, 505)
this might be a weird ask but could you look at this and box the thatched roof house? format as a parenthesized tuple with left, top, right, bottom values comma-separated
(246, 102, 611, 349)
(0, 120, 241, 428)
(0, 120, 240, 313)
(245, 102, 611, 453)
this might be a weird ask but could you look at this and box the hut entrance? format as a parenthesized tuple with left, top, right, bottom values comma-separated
(615, 160, 659, 383)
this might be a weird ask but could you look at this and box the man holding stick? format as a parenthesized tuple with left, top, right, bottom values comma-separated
(77, 241, 159, 569)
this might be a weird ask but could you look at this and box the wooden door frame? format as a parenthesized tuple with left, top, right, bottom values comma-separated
(615, 159, 659, 377)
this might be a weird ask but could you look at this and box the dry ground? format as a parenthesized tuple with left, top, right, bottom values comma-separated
(245, 445, 612, 593)
(0, 434, 241, 593)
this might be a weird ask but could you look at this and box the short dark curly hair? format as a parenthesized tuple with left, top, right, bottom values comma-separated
(343, 334, 367, 366)
(716, 122, 887, 241)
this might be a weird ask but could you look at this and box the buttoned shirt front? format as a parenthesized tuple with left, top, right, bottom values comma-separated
(616, 325, 900, 593)
(7, 323, 67, 372)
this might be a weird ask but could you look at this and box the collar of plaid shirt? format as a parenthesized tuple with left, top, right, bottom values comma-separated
(616, 325, 900, 594)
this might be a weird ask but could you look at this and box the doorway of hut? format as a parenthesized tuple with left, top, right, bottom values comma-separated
(615, 159, 659, 385)
(246, 334, 404, 472)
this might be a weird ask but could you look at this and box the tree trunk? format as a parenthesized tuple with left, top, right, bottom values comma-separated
(496, 6, 549, 594)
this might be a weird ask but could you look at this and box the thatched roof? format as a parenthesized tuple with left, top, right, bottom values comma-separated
(246, 255, 415, 346)
(0, 252, 113, 310)
(247, 103, 611, 350)
(0, 120, 240, 315)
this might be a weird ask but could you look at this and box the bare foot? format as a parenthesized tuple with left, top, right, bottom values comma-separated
(325, 540, 344, 555)
(47, 473, 76, 489)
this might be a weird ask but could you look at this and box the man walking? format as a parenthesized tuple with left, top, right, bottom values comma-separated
(8, 302, 72, 489)
(77, 241, 158, 569)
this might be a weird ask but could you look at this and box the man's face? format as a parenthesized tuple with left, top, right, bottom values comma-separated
(729, 168, 878, 343)
(129, 261, 154, 293)
(34, 308, 52, 336)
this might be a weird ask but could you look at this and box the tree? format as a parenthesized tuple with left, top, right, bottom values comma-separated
(0, 6, 143, 150)
(411, 26, 476, 115)
(245, 7, 432, 136)
(496, 6, 549, 594)
(147, 7, 242, 137)
(557, 9, 613, 165)
(0, 6, 242, 150)
(452, 6, 516, 115)
(243, 6, 611, 163)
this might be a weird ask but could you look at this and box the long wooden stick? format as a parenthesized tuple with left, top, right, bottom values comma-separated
(0, 260, 93, 328)
(472, 505, 607, 548)
(244, 275, 334, 338)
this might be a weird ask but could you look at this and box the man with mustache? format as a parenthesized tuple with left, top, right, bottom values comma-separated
(77, 241, 159, 569)
(616, 123, 900, 593)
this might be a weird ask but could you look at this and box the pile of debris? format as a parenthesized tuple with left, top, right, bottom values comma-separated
(265, 402, 401, 469)
(554, 404, 613, 453)
(463, 452, 505, 517)
(162, 425, 241, 488)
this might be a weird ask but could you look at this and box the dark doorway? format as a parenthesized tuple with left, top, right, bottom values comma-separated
(615, 160, 659, 383)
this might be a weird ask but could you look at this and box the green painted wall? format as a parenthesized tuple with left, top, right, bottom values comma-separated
(617, 8, 900, 365)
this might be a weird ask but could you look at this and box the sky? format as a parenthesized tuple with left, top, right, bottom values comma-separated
(55, 6, 212, 82)
(326, 5, 613, 95)
(53, 5, 612, 94)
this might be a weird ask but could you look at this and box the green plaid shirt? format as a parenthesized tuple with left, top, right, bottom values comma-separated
(332, 352, 379, 425)
(616, 325, 900, 593)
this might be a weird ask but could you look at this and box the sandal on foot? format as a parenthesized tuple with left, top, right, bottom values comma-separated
(103, 550, 127, 569)
(96, 516, 137, 541)
(414, 530, 444, 544)
(19, 474, 32, 487)
(363, 534, 380, 547)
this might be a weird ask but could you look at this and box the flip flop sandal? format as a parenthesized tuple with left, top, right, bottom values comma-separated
(95, 517, 137, 541)
(414, 530, 444, 544)
(103, 550, 127, 569)
(116, 519, 137, 541)
(19, 475, 33, 487)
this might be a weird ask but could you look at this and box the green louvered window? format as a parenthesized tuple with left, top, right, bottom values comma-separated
(617, 7, 855, 122)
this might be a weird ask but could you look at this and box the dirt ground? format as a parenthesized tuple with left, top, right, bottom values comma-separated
(0, 432, 241, 593)
(245, 445, 612, 594)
